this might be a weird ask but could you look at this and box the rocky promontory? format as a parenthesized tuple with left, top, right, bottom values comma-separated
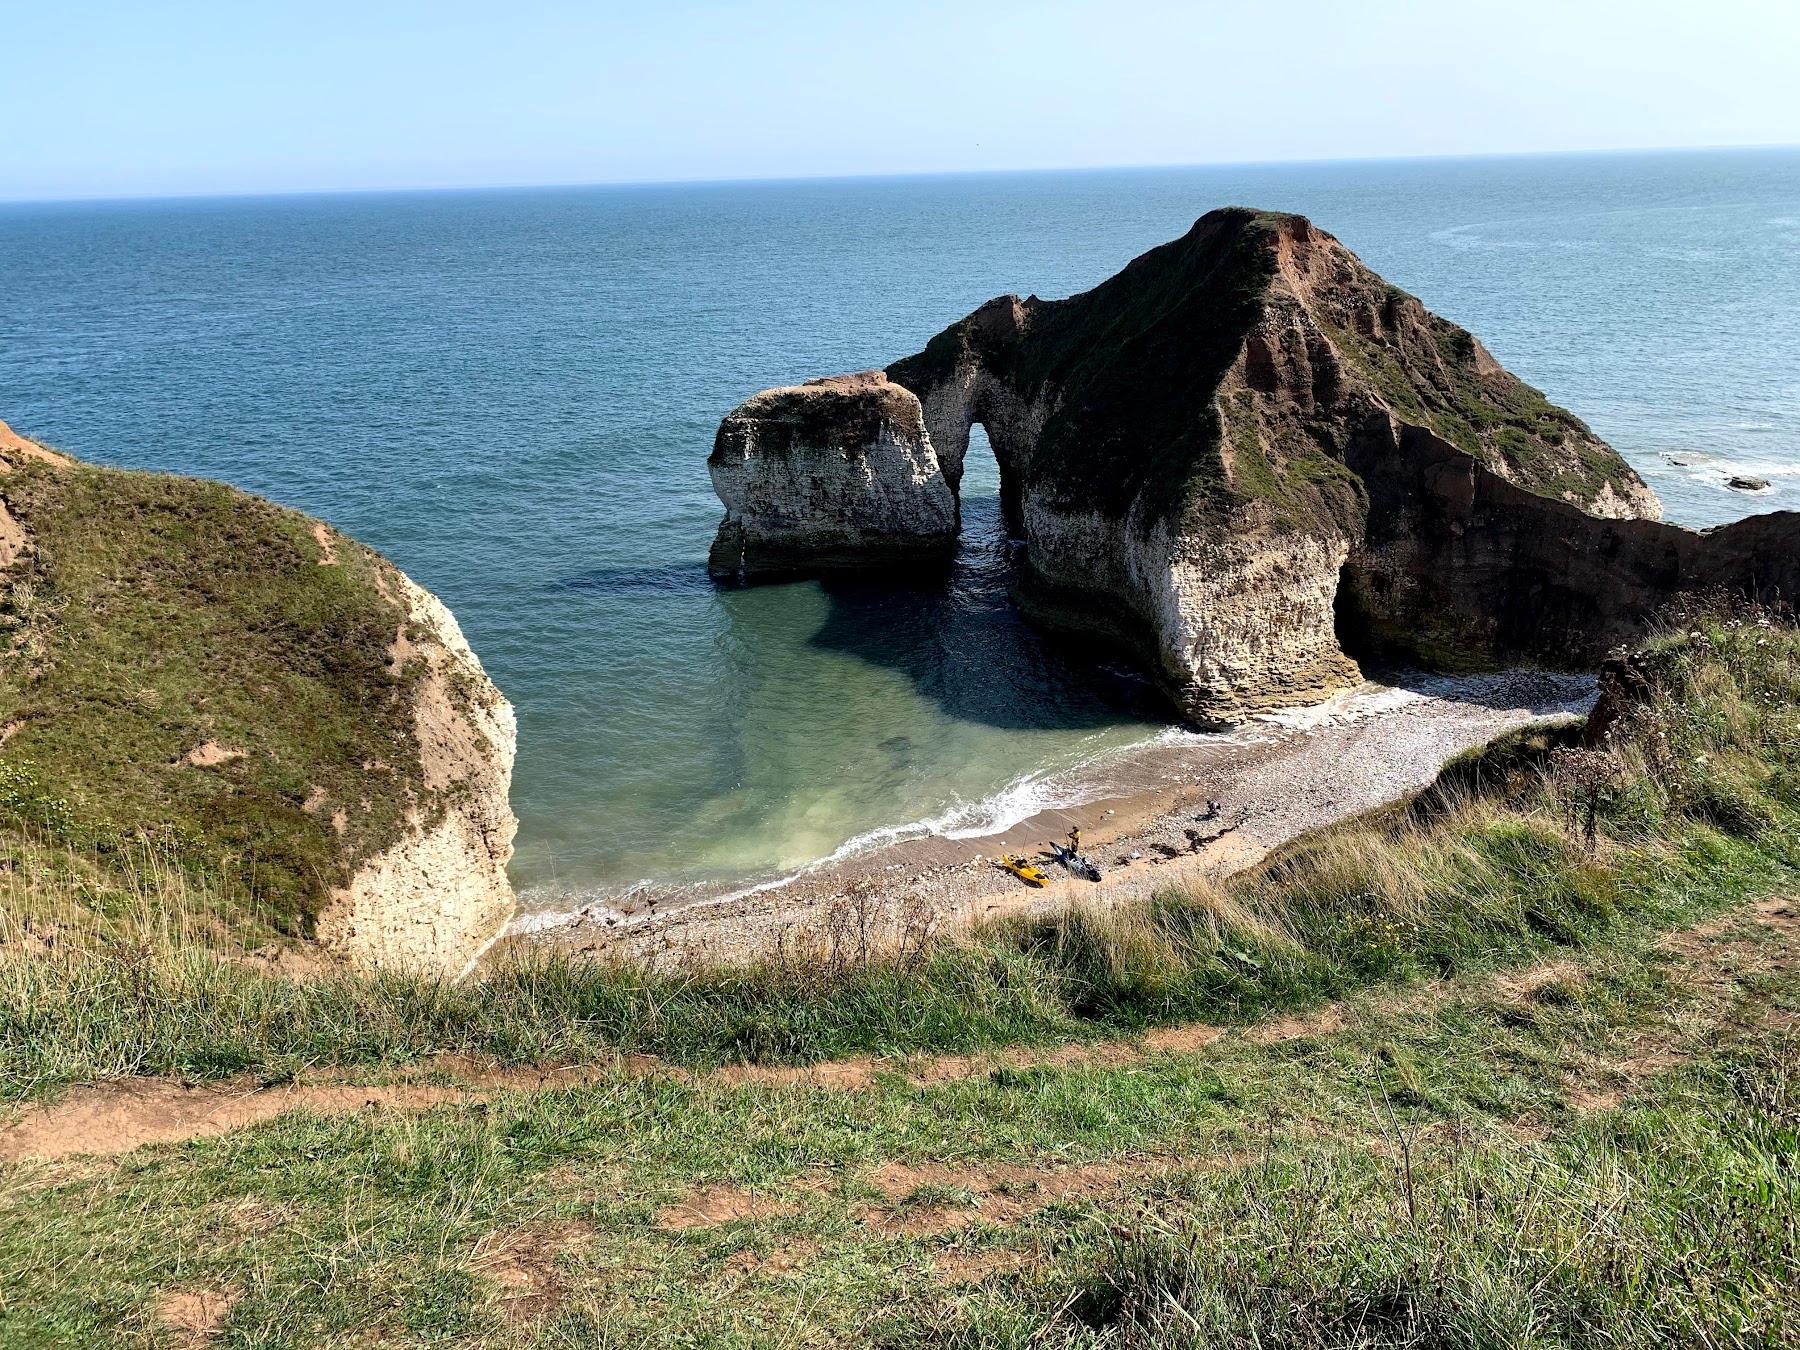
(708, 209, 1799, 722)
(0, 418, 517, 975)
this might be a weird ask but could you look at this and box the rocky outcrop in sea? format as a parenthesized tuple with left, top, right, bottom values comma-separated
(707, 209, 1800, 723)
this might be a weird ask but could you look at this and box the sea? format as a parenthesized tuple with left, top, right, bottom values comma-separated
(3, 148, 1797, 918)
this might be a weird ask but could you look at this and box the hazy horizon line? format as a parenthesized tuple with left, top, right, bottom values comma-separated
(4, 140, 1796, 209)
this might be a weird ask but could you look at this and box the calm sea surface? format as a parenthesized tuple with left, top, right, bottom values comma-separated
(4, 149, 1797, 911)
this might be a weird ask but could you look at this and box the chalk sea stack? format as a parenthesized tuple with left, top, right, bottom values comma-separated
(707, 371, 957, 576)
(708, 208, 1800, 723)
(0, 418, 517, 974)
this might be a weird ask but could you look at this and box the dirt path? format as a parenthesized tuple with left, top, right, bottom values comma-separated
(0, 1062, 602, 1163)
(5, 896, 1792, 1164)
(654, 894, 1800, 1247)
(0, 1020, 1269, 1164)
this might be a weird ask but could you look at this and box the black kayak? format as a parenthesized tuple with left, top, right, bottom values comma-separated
(1050, 841, 1102, 883)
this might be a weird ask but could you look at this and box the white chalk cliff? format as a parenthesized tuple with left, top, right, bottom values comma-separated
(707, 210, 1799, 723)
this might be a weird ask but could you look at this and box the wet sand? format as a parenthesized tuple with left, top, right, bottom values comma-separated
(509, 669, 1594, 967)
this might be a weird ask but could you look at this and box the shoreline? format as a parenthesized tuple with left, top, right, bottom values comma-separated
(503, 668, 1596, 968)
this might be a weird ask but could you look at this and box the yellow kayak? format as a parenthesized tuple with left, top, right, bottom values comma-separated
(998, 853, 1048, 887)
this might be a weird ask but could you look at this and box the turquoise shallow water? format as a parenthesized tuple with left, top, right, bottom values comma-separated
(3, 149, 1797, 909)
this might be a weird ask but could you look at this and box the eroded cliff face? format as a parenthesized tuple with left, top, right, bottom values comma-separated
(1340, 417, 1800, 668)
(0, 424, 517, 976)
(708, 372, 956, 578)
(316, 568, 519, 976)
(707, 209, 1796, 723)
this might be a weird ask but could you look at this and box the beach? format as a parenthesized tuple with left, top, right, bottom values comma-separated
(512, 667, 1594, 966)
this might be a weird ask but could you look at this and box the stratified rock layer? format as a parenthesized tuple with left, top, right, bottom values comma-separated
(709, 209, 1798, 722)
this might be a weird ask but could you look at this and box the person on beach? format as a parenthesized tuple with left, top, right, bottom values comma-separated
(1068, 826, 1081, 853)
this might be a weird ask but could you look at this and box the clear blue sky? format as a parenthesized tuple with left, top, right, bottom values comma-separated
(7, 0, 1798, 200)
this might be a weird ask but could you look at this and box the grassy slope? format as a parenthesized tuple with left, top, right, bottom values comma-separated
(0, 612, 1797, 1345)
(0, 455, 427, 936)
(1, 873, 1794, 1344)
(4, 611, 1797, 1100)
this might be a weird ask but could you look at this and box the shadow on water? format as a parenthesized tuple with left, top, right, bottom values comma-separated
(552, 560, 717, 596)
(803, 495, 1168, 732)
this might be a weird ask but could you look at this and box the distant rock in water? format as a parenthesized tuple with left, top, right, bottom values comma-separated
(1728, 474, 1772, 492)
(707, 209, 1800, 723)
(0, 417, 517, 974)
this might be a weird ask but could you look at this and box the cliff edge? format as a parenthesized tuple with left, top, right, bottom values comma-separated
(0, 418, 517, 975)
(708, 209, 1798, 722)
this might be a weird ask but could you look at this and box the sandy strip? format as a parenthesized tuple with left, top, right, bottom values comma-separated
(516, 669, 1595, 967)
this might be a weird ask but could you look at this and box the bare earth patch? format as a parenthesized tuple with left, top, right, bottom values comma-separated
(0, 1062, 607, 1162)
(0, 500, 29, 568)
(472, 1221, 593, 1324)
(154, 1288, 240, 1345)
(656, 1183, 809, 1232)
(0, 418, 71, 471)
(182, 741, 245, 768)
(1246, 1005, 1346, 1044)
(857, 1158, 1153, 1238)
(310, 520, 339, 566)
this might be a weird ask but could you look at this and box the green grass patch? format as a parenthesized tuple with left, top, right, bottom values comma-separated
(3, 608, 1796, 1104)
(2, 871, 1794, 1345)
(0, 456, 432, 936)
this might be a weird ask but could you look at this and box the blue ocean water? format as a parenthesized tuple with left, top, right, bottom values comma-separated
(3, 149, 1797, 909)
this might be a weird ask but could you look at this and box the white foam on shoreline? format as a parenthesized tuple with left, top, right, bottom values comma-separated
(503, 669, 1595, 937)
(1657, 449, 1794, 493)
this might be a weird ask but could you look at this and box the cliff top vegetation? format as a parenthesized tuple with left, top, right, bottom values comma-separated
(0, 440, 433, 937)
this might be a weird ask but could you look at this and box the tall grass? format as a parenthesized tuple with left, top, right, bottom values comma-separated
(2, 608, 1796, 1103)
(936, 1041, 1800, 1348)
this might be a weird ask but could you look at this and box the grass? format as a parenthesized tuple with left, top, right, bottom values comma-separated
(2, 607, 1796, 1107)
(936, 1022, 1800, 1348)
(1, 868, 1794, 1345)
(0, 454, 434, 936)
(1312, 297, 1629, 510)
(0, 606, 1796, 1344)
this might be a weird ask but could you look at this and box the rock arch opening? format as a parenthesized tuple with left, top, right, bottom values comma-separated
(958, 422, 1028, 543)
(945, 418, 1028, 542)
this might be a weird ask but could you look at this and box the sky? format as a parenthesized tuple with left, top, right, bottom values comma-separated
(6, 0, 1799, 201)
